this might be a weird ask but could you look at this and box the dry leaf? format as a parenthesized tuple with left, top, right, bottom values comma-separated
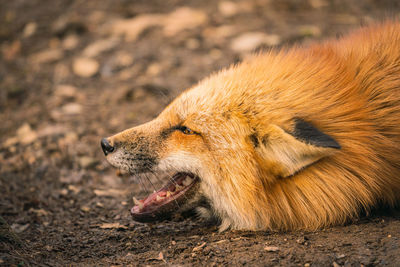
(94, 188, 126, 197)
(163, 7, 207, 36)
(82, 38, 118, 57)
(29, 208, 49, 216)
(81, 206, 90, 212)
(11, 223, 30, 233)
(264, 246, 279, 252)
(67, 185, 81, 194)
(30, 49, 63, 64)
(157, 251, 164, 260)
(110, 14, 164, 41)
(99, 222, 128, 229)
(192, 242, 206, 252)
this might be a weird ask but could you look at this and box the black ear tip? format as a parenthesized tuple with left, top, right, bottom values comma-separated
(292, 118, 341, 149)
(326, 140, 341, 149)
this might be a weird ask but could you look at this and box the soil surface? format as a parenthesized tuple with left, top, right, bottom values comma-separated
(1, 0, 400, 266)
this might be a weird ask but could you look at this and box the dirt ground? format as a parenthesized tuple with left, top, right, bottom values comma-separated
(1, 0, 400, 266)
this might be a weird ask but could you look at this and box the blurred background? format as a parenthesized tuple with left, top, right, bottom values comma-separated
(1, 0, 400, 266)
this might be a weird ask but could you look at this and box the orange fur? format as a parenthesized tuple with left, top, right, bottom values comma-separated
(105, 22, 400, 231)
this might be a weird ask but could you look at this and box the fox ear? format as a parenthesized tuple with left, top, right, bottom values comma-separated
(253, 118, 340, 178)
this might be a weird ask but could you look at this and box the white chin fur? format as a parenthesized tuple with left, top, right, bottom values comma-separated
(156, 151, 203, 176)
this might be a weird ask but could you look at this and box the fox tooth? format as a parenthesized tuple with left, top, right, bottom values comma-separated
(132, 197, 144, 209)
(182, 176, 192, 186)
(166, 191, 172, 197)
(156, 195, 165, 201)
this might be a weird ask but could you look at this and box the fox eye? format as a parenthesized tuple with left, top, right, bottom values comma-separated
(179, 126, 195, 135)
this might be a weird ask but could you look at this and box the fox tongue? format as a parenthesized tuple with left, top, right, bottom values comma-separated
(131, 173, 199, 222)
(140, 182, 178, 207)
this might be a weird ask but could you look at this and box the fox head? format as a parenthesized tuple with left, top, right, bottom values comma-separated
(101, 49, 347, 231)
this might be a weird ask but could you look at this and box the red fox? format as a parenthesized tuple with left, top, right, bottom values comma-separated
(101, 22, 400, 231)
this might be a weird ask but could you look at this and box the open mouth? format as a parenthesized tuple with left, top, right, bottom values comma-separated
(131, 172, 199, 222)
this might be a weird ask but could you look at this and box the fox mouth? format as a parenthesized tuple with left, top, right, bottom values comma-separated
(130, 172, 199, 222)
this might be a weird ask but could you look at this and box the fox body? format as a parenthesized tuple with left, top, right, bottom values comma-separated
(103, 23, 400, 231)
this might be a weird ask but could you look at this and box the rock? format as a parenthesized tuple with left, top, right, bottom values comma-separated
(61, 103, 82, 115)
(22, 22, 37, 37)
(30, 49, 63, 64)
(55, 84, 78, 98)
(111, 14, 164, 42)
(264, 246, 280, 252)
(218, 1, 239, 17)
(332, 262, 340, 267)
(230, 32, 281, 53)
(163, 7, 207, 36)
(146, 63, 162, 76)
(62, 34, 79, 50)
(72, 57, 99, 77)
(59, 189, 68, 196)
(82, 38, 118, 57)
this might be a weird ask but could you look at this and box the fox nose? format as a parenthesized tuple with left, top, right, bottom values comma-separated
(101, 138, 114, 155)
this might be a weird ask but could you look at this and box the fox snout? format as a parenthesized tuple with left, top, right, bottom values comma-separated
(101, 121, 206, 223)
(101, 125, 164, 176)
